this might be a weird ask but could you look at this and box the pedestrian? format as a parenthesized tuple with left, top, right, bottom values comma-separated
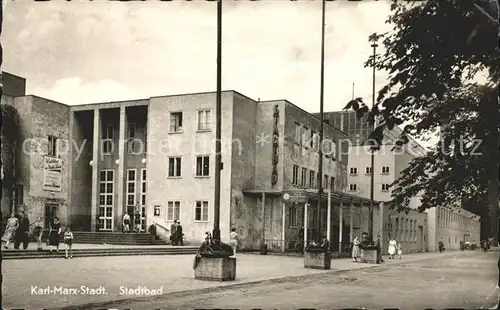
(64, 226, 74, 259)
(32, 216, 44, 251)
(375, 235, 384, 263)
(170, 220, 178, 245)
(388, 237, 397, 259)
(351, 236, 360, 262)
(49, 217, 62, 253)
(134, 209, 142, 233)
(320, 233, 330, 251)
(438, 238, 445, 253)
(176, 221, 184, 246)
(122, 212, 130, 233)
(1, 212, 19, 249)
(14, 211, 30, 250)
(396, 241, 403, 259)
(228, 228, 240, 256)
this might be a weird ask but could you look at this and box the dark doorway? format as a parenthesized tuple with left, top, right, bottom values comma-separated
(44, 204, 59, 229)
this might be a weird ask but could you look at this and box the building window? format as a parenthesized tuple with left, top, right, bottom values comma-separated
(349, 167, 357, 175)
(330, 141, 337, 160)
(405, 219, 409, 242)
(102, 124, 113, 155)
(15, 185, 23, 207)
(166, 201, 180, 221)
(197, 109, 211, 131)
(126, 169, 137, 206)
(330, 176, 335, 191)
(349, 184, 357, 192)
(365, 167, 372, 175)
(47, 136, 58, 157)
(168, 157, 182, 177)
(294, 123, 301, 144)
(99, 170, 114, 231)
(140, 169, 147, 206)
(310, 131, 316, 149)
(309, 170, 316, 188)
(381, 184, 390, 192)
(288, 205, 298, 227)
(196, 156, 210, 177)
(300, 167, 307, 187)
(382, 166, 390, 174)
(324, 175, 329, 190)
(127, 123, 139, 154)
(169, 112, 183, 133)
(302, 127, 309, 148)
(292, 165, 299, 185)
(195, 201, 209, 222)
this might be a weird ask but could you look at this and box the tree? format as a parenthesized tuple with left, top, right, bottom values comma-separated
(1, 104, 21, 213)
(344, 0, 500, 244)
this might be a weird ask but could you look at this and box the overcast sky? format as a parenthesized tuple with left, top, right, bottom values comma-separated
(3, 0, 392, 113)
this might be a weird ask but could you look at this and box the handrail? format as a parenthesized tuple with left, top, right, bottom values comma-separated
(154, 222, 170, 244)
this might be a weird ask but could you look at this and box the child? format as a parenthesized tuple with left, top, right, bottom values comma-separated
(64, 226, 74, 259)
(397, 242, 403, 259)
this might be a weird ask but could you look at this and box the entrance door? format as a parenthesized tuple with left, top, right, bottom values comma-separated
(44, 204, 59, 229)
(99, 170, 114, 231)
(418, 226, 423, 252)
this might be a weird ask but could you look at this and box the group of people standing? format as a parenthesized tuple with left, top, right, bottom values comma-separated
(169, 220, 184, 245)
(1, 209, 74, 258)
(122, 210, 142, 233)
(351, 235, 402, 262)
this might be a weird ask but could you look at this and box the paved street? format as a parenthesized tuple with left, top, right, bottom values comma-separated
(2, 250, 495, 309)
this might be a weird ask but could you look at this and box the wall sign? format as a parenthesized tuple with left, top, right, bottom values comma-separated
(271, 105, 279, 186)
(153, 205, 161, 216)
(43, 156, 62, 192)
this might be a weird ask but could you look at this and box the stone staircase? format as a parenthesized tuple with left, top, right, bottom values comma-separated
(2, 246, 199, 260)
(29, 231, 167, 245)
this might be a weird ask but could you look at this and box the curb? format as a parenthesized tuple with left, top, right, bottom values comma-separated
(53, 252, 460, 310)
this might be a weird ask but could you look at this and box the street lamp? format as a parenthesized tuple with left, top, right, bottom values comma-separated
(213, 0, 223, 242)
(316, 0, 326, 244)
(368, 41, 378, 243)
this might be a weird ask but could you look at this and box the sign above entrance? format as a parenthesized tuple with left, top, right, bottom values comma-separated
(282, 191, 307, 203)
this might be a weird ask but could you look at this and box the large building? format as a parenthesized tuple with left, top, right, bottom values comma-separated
(3, 78, 385, 250)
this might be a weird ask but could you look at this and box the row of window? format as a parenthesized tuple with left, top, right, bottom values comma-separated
(392, 217, 419, 243)
(347, 183, 391, 192)
(162, 200, 209, 222)
(169, 110, 212, 133)
(437, 207, 476, 232)
(291, 165, 335, 191)
(167, 156, 210, 177)
(349, 166, 390, 176)
(294, 123, 337, 160)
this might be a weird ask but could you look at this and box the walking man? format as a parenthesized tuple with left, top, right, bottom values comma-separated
(375, 235, 384, 263)
(177, 221, 184, 246)
(14, 211, 30, 250)
(170, 220, 178, 245)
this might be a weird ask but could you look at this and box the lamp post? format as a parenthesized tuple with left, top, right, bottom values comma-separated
(213, 0, 223, 242)
(316, 0, 326, 243)
(368, 41, 378, 242)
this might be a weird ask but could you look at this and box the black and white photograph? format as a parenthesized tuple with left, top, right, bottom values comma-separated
(1, 0, 500, 309)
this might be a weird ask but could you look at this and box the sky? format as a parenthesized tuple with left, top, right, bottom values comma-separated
(2, 0, 393, 113)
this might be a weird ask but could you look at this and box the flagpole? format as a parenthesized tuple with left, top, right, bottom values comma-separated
(213, 0, 222, 242)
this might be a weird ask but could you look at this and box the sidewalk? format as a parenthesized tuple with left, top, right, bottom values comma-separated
(3, 250, 459, 309)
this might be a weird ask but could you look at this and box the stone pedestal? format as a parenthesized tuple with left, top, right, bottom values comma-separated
(194, 257, 237, 281)
(304, 249, 331, 270)
(360, 248, 379, 264)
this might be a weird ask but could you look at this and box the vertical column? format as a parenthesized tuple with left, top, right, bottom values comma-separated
(304, 202, 308, 251)
(379, 202, 384, 253)
(67, 111, 74, 226)
(260, 192, 266, 246)
(326, 190, 331, 242)
(338, 200, 343, 253)
(349, 201, 354, 242)
(281, 201, 286, 253)
(91, 109, 100, 232)
(116, 106, 126, 231)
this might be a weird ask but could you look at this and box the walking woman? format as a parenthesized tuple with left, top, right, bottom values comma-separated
(2, 212, 19, 249)
(228, 228, 240, 256)
(48, 217, 62, 253)
(352, 236, 361, 262)
(396, 241, 403, 259)
(32, 216, 44, 251)
(388, 237, 397, 259)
